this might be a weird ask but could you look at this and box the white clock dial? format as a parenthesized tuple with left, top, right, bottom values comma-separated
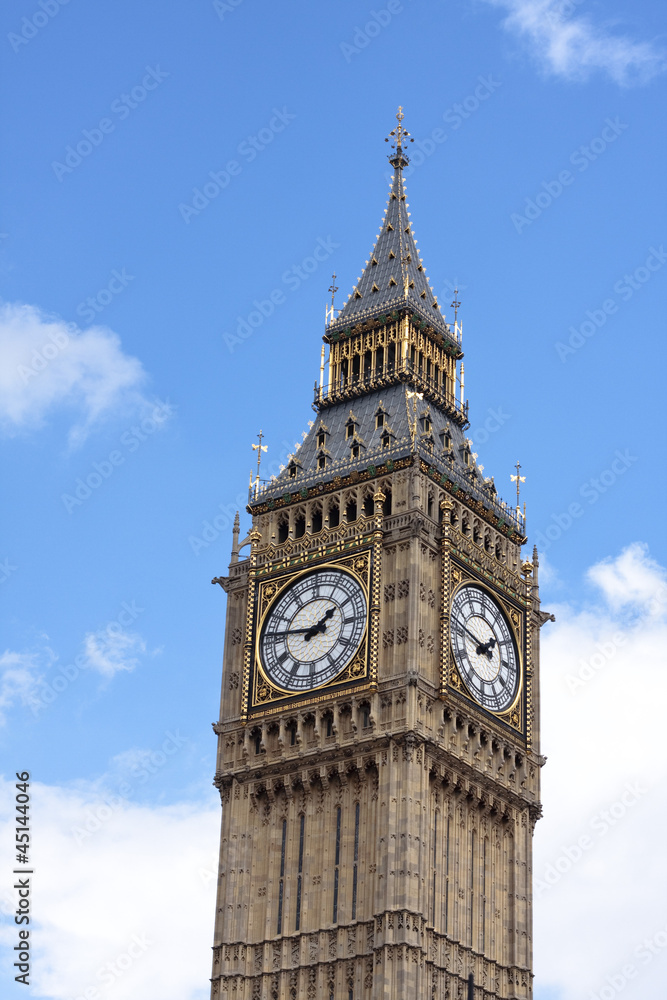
(451, 584, 519, 713)
(259, 568, 367, 692)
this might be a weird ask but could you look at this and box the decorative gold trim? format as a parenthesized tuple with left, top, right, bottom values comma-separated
(369, 490, 384, 688)
(447, 573, 525, 725)
(240, 527, 262, 724)
(249, 553, 372, 712)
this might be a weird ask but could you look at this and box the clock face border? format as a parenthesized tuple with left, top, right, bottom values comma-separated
(247, 552, 372, 714)
(448, 569, 525, 729)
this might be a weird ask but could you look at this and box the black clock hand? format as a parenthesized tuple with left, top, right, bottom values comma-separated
(263, 626, 319, 638)
(457, 621, 486, 646)
(457, 621, 496, 658)
(264, 608, 336, 641)
(303, 607, 335, 641)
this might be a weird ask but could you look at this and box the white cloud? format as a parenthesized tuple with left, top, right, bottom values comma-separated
(82, 627, 148, 678)
(586, 541, 667, 613)
(535, 543, 667, 998)
(0, 648, 53, 724)
(0, 301, 151, 446)
(483, 0, 667, 85)
(0, 778, 219, 1000)
(0, 626, 151, 724)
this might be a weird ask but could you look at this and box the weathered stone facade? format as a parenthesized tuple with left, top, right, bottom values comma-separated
(208, 114, 544, 999)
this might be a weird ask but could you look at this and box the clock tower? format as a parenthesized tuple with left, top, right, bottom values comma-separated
(209, 111, 546, 1000)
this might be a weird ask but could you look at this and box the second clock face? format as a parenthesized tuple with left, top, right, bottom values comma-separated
(451, 583, 520, 713)
(259, 567, 367, 692)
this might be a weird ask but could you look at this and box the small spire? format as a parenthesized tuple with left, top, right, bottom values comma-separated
(231, 511, 240, 564)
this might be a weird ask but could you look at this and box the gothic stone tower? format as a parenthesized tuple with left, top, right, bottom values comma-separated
(209, 112, 546, 1000)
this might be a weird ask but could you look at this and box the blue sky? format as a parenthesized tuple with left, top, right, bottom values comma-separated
(1, 1, 666, 998)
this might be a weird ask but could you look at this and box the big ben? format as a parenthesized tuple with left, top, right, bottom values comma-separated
(209, 110, 547, 1000)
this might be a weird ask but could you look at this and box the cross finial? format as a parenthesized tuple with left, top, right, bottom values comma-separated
(510, 460, 526, 512)
(385, 106, 414, 165)
(250, 430, 268, 498)
(451, 288, 461, 324)
(328, 273, 338, 308)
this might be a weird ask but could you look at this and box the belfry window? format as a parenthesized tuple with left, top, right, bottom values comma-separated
(295, 814, 305, 931)
(333, 805, 341, 923)
(352, 801, 360, 920)
(277, 818, 287, 934)
(431, 810, 438, 924)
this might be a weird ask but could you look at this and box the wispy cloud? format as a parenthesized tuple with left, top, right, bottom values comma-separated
(483, 0, 667, 85)
(0, 301, 152, 447)
(0, 648, 53, 723)
(0, 624, 152, 723)
(82, 627, 148, 679)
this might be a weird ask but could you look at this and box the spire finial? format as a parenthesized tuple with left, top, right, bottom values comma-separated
(385, 106, 414, 168)
(511, 461, 526, 519)
(250, 430, 267, 499)
(326, 273, 338, 325)
(451, 288, 461, 324)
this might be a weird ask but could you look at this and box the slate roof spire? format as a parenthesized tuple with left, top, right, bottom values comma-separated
(327, 107, 451, 340)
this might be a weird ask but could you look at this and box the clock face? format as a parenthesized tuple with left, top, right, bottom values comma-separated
(258, 568, 367, 692)
(450, 584, 520, 713)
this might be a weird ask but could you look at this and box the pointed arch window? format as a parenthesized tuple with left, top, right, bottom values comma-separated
(333, 805, 341, 923)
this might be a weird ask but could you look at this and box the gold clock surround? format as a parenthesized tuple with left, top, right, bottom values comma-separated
(445, 560, 529, 739)
(245, 551, 374, 717)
